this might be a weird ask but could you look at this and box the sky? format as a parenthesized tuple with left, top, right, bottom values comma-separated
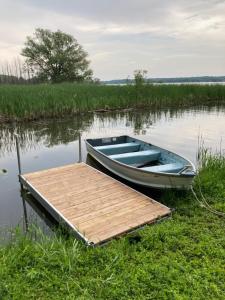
(0, 0, 224, 80)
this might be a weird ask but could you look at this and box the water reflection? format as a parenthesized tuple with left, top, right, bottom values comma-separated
(20, 189, 28, 233)
(0, 106, 224, 155)
(0, 113, 94, 156)
(20, 190, 55, 236)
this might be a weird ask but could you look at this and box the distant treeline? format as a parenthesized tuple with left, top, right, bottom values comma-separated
(0, 59, 41, 84)
(0, 74, 40, 84)
(104, 76, 225, 85)
(1, 61, 225, 86)
(0, 59, 98, 85)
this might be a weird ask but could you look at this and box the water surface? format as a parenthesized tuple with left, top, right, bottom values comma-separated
(0, 106, 224, 240)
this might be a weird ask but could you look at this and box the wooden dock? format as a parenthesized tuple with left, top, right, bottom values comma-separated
(20, 163, 171, 246)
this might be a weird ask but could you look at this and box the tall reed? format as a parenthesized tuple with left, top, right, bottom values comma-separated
(0, 83, 225, 122)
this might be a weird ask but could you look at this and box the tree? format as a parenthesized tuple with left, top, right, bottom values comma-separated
(133, 69, 148, 102)
(134, 69, 148, 87)
(21, 28, 93, 83)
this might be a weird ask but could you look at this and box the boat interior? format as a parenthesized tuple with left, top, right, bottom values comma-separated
(87, 136, 194, 175)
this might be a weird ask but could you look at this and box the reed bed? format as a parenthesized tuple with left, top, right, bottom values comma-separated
(0, 153, 225, 299)
(0, 83, 225, 122)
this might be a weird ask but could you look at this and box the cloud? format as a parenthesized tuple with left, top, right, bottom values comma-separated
(0, 0, 224, 79)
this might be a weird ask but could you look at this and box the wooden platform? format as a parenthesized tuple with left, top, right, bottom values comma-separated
(20, 163, 171, 245)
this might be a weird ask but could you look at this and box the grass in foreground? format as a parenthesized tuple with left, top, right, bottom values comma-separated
(0, 83, 225, 122)
(0, 153, 225, 299)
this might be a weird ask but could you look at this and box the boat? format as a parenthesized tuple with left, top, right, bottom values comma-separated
(85, 135, 196, 189)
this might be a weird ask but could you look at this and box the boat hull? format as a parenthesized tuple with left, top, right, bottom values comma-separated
(86, 142, 194, 189)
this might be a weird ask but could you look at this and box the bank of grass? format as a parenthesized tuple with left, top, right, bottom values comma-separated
(0, 153, 225, 299)
(0, 83, 225, 122)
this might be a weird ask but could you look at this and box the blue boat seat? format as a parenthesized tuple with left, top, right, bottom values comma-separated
(109, 150, 160, 165)
(95, 142, 140, 155)
(141, 163, 183, 173)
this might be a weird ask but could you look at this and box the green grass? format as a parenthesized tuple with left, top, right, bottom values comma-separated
(0, 83, 225, 122)
(0, 153, 225, 299)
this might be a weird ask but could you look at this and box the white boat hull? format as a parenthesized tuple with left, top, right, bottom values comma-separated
(86, 143, 194, 189)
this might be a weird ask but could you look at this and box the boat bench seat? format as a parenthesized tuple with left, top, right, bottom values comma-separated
(109, 150, 160, 165)
(94, 142, 140, 155)
(141, 163, 183, 173)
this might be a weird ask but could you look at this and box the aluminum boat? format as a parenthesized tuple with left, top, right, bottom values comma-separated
(85, 135, 196, 189)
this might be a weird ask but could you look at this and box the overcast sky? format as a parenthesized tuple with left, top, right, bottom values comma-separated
(0, 0, 224, 80)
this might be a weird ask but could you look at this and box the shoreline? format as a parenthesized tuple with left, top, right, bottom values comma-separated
(0, 103, 224, 125)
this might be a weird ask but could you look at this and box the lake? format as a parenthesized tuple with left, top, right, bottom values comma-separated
(0, 106, 224, 240)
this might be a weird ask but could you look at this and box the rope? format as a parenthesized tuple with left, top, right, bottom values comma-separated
(196, 171, 225, 217)
(191, 186, 225, 218)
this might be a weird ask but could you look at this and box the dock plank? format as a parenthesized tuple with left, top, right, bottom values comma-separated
(21, 162, 171, 245)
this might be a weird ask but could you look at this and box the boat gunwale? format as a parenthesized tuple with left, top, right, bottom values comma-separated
(85, 135, 196, 178)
